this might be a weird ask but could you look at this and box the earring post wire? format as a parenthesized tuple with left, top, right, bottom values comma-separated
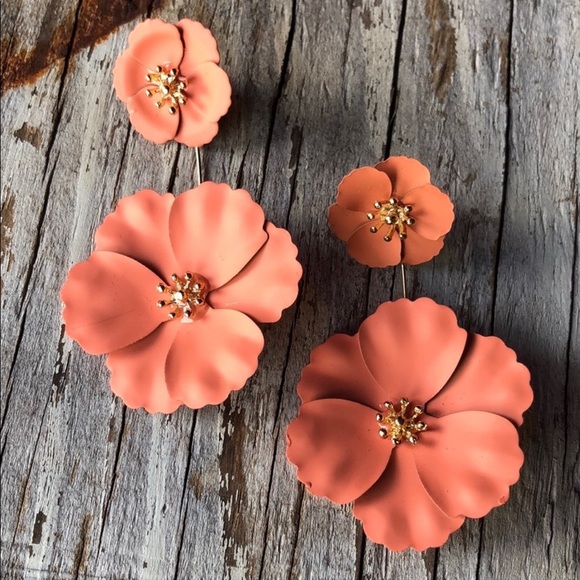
(195, 147, 202, 186)
(400, 264, 407, 299)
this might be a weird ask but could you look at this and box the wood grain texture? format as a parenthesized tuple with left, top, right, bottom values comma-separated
(1, 0, 578, 578)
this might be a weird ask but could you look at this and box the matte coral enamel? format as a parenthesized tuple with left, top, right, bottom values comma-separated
(208, 222, 302, 323)
(107, 322, 182, 414)
(169, 183, 268, 289)
(287, 399, 393, 504)
(298, 333, 386, 408)
(427, 333, 533, 426)
(413, 411, 524, 518)
(358, 298, 468, 404)
(165, 308, 264, 409)
(94, 189, 180, 283)
(61, 251, 168, 355)
(353, 444, 465, 552)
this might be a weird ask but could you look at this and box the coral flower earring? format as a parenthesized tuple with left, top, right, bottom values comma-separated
(113, 19, 231, 146)
(328, 157, 454, 267)
(67, 17, 301, 413)
(287, 154, 533, 551)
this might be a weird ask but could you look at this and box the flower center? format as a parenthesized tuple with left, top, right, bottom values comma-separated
(366, 198, 415, 242)
(376, 397, 427, 445)
(156, 273, 209, 320)
(145, 65, 187, 115)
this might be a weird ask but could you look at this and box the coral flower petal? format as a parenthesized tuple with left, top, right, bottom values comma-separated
(353, 444, 465, 551)
(336, 167, 392, 213)
(176, 19, 220, 71)
(298, 334, 386, 408)
(127, 89, 181, 144)
(208, 222, 302, 323)
(127, 19, 183, 70)
(169, 183, 268, 289)
(328, 204, 367, 242)
(414, 411, 524, 518)
(427, 335, 533, 426)
(347, 223, 402, 267)
(402, 229, 445, 265)
(401, 184, 455, 240)
(375, 156, 431, 196)
(174, 107, 219, 148)
(61, 251, 169, 355)
(183, 62, 232, 120)
(113, 53, 150, 101)
(107, 322, 182, 413)
(165, 309, 264, 408)
(359, 298, 467, 404)
(286, 399, 393, 504)
(95, 189, 180, 283)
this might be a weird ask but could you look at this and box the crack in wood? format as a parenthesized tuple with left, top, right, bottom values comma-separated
(95, 405, 126, 560)
(384, 0, 407, 158)
(490, 0, 514, 335)
(287, 487, 304, 580)
(167, 146, 182, 193)
(354, 524, 366, 580)
(41, 0, 84, 179)
(1, 307, 27, 431)
(257, 0, 297, 205)
(561, 134, 579, 485)
(8, 372, 53, 554)
(19, 158, 58, 317)
(172, 411, 199, 580)
(235, 143, 251, 191)
(111, 123, 133, 197)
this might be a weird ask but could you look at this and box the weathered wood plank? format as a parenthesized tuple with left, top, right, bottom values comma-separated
(1, 0, 578, 578)
(477, 0, 580, 578)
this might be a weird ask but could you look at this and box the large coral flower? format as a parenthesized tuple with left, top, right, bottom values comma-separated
(61, 185, 302, 413)
(328, 157, 454, 267)
(286, 298, 532, 551)
(113, 19, 231, 147)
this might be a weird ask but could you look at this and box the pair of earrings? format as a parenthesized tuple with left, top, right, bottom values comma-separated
(61, 18, 533, 552)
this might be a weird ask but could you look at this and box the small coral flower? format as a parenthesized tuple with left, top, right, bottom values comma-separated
(287, 298, 532, 551)
(61, 185, 302, 413)
(113, 19, 231, 146)
(328, 157, 454, 267)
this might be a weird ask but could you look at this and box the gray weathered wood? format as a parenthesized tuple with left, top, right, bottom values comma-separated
(1, 0, 578, 578)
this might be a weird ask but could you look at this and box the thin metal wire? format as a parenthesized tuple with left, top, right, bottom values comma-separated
(401, 263, 407, 299)
(195, 147, 202, 186)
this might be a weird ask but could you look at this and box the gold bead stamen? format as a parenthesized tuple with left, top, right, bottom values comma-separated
(367, 198, 415, 242)
(156, 273, 209, 320)
(145, 65, 187, 115)
(376, 398, 427, 445)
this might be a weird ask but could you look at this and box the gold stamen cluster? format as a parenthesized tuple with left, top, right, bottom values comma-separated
(376, 398, 427, 445)
(157, 273, 208, 320)
(367, 198, 415, 242)
(145, 66, 187, 115)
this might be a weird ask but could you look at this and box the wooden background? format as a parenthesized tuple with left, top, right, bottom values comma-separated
(1, 0, 579, 578)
